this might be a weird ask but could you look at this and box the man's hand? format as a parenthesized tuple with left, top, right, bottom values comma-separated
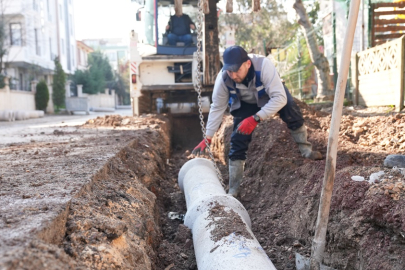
(192, 138, 212, 156)
(190, 24, 195, 30)
(166, 25, 170, 31)
(236, 116, 258, 135)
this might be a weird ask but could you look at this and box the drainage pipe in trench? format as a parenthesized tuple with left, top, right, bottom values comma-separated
(178, 158, 277, 270)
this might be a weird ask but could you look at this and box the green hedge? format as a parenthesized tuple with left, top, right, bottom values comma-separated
(35, 80, 49, 112)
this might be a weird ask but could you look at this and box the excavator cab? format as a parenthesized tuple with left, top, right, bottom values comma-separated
(139, 0, 199, 55)
(130, 0, 219, 115)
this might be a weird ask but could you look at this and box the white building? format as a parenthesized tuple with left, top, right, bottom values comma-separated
(2, 0, 76, 112)
(83, 38, 129, 71)
(76, 40, 93, 70)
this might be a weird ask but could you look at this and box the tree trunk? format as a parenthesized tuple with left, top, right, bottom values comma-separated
(203, 0, 220, 85)
(293, 0, 334, 101)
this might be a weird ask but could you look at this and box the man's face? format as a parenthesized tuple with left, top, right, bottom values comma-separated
(226, 60, 251, 83)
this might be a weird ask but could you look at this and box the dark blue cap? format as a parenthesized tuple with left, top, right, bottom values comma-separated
(223, 45, 249, 72)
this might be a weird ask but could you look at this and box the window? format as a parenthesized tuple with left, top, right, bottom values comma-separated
(69, 14, 73, 35)
(10, 23, 22, 46)
(59, 4, 63, 21)
(61, 38, 65, 54)
(77, 47, 81, 65)
(71, 45, 75, 67)
(33, 0, 38, 10)
(49, 38, 52, 60)
(19, 73, 23, 91)
(35, 29, 40, 55)
(47, 0, 51, 21)
(106, 52, 117, 62)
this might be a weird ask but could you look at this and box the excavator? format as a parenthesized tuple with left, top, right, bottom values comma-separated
(129, 0, 221, 115)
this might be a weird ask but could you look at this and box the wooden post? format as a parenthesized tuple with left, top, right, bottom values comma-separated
(397, 36, 405, 112)
(350, 53, 359, 106)
(310, 0, 361, 269)
(203, 0, 220, 86)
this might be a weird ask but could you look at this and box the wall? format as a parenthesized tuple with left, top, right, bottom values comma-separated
(87, 94, 115, 109)
(352, 37, 404, 111)
(80, 90, 116, 109)
(0, 88, 36, 111)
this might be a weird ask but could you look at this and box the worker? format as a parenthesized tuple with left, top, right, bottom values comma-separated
(165, 9, 195, 46)
(192, 45, 322, 197)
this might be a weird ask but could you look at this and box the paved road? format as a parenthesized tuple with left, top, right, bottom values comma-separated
(0, 109, 132, 145)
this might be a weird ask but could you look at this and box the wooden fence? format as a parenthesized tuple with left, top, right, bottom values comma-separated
(371, 2, 405, 46)
(351, 36, 404, 111)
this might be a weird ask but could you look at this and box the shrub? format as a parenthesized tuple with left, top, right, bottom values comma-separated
(35, 80, 49, 112)
(0, 74, 6, 89)
(53, 57, 66, 110)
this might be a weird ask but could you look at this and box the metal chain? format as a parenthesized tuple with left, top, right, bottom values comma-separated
(195, 0, 224, 186)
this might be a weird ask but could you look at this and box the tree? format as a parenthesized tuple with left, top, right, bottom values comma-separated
(283, 37, 315, 97)
(113, 60, 130, 105)
(70, 69, 89, 95)
(0, 1, 12, 88)
(86, 51, 114, 94)
(53, 57, 66, 110)
(293, 0, 334, 101)
(71, 51, 117, 97)
(35, 80, 49, 112)
(219, 0, 295, 55)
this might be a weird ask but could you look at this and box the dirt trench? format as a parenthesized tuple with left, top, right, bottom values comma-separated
(0, 114, 206, 270)
(1, 103, 405, 270)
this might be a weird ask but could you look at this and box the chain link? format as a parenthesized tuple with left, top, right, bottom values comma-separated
(195, 0, 224, 186)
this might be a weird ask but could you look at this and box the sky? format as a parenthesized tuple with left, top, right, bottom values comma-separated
(73, 0, 297, 40)
(74, 0, 133, 40)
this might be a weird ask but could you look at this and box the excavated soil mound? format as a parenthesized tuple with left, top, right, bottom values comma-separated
(0, 115, 173, 269)
(208, 101, 405, 269)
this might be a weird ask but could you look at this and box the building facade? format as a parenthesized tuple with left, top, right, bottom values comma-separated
(76, 40, 93, 70)
(83, 38, 129, 72)
(3, 0, 76, 112)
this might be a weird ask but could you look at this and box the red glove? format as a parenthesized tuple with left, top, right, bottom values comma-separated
(236, 116, 258, 135)
(192, 138, 212, 156)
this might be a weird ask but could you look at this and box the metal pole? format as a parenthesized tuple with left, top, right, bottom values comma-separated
(310, 0, 361, 269)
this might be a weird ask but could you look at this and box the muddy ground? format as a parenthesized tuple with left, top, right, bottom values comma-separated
(1, 103, 405, 270)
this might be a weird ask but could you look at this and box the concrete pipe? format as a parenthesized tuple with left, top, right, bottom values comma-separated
(0, 110, 12, 121)
(36, 110, 45, 118)
(178, 158, 277, 270)
(28, 110, 45, 118)
(28, 110, 39, 119)
(10, 111, 15, 121)
(15, 111, 29, 120)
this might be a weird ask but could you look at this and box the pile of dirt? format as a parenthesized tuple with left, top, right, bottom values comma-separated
(207, 202, 253, 242)
(84, 114, 167, 129)
(208, 101, 405, 269)
(0, 115, 175, 269)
